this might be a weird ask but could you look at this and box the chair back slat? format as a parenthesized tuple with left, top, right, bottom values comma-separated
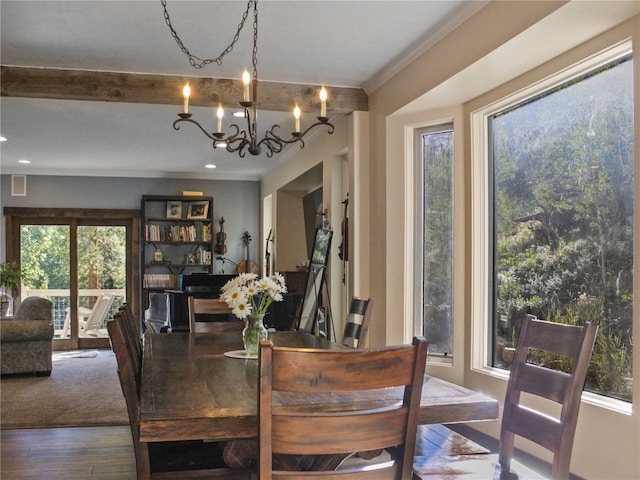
(499, 314, 597, 480)
(273, 408, 409, 455)
(515, 362, 571, 404)
(272, 346, 418, 392)
(521, 319, 586, 357)
(188, 297, 242, 333)
(508, 405, 562, 453)
(259, 336, 427, 480)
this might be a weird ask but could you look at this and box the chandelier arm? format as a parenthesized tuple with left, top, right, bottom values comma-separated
(174, 117, 253, 154)
(173, 116, 220, 142)
(264, 121, 335, 146)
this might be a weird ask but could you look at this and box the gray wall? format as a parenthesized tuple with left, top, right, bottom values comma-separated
(0, 174, 261, 272)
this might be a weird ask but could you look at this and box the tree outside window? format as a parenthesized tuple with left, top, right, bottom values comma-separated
(490, 55, 633, 401)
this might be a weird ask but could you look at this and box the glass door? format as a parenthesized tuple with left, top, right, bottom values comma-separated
(76, 224, 126, 348)
(13, 215, 132, 350)
(20, 224, 72, 344)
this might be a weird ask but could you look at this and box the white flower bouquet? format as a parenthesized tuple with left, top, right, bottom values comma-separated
(220, 272, 287, 319)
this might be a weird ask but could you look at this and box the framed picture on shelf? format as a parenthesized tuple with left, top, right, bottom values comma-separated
(187, 201, 209, 220)
(166, 201, 182, 219)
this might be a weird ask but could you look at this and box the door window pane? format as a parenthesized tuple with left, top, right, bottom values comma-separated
(20, 225, 70, 337)
(77, 226, 126, 338)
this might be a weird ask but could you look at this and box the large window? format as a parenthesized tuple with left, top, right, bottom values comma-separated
(417, 124, 454, 356)
(490, 54, 633, 401)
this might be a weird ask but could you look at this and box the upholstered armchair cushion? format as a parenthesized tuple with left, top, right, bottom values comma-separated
(1, 319, 54, 343)
(1, 297, 54, 376)
(14, 296, 53, 321)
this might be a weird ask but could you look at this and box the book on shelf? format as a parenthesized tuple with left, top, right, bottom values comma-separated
(143, 273, 178, 289)
(145, 222, 211, 242)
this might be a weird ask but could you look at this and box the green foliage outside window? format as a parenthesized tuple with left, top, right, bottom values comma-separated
(492, 55, 633, 402)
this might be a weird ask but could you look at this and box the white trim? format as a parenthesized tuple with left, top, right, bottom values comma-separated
(403, 123, 417, 343)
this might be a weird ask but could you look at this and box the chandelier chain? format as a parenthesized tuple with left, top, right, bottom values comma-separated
(167, 0, 334, 157)
(252, 1, 258, 80)
(161, 0, 254, 69)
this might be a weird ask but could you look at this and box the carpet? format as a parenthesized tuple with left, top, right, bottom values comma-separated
(1, 349, 128, 429)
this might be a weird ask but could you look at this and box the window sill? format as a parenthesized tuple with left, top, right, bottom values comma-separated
(427, 352, 453, 366)
(472, 365, 632, 416)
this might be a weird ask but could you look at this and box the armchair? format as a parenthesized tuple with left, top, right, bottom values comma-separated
(0, 297, 54, 376)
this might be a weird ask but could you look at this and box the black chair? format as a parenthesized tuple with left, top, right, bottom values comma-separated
(341, 297, 374, 348)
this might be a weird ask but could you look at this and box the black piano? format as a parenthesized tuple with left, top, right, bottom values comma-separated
(145, 272, 303, 332)
(145, 273, 236, 332)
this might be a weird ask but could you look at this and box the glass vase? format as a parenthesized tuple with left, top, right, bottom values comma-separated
(243, 313, 267, 356)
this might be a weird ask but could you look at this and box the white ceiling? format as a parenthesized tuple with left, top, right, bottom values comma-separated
(0, 0, 480, 180)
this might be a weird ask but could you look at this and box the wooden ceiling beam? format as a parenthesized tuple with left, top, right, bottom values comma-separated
(0, 66, 368, 114)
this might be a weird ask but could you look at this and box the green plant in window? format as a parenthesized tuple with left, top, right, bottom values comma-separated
(0, 261, 21, 295)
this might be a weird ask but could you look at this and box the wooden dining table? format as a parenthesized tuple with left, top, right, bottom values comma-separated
(138, 330, 498, 443)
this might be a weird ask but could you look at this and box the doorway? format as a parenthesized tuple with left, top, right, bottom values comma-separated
(4, 207, 139, 350)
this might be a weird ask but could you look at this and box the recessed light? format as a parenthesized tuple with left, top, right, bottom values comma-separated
(18, 159, 31, 164)
(0, 136, 7, 142)
(205, 164, 216, 169)
(233, 111, 245, 118)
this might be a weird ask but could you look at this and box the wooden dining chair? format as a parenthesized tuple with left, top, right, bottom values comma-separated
(188, 296, 243, 333)
(497, 314, 597, 480)
(113, 309, 142, 392)
(118, 303, 142, 368)
(258, 336, 428, 479)
(340, 297, 374, 348)
(107, 317, 253, 480)
(415, 315, 597, 480)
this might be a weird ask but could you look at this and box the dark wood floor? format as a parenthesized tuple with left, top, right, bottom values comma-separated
(1, 426, 137, 480)
(1, 424, 477, 480)
(1, 424, 571, 480)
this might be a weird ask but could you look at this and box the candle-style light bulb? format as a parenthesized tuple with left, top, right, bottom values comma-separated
(242, 70, 251, 102)
(319, 86, 327, 118)
(216, 104, 224, 133)
(293, 105, 301, 133)
(183, 84, 191, 114)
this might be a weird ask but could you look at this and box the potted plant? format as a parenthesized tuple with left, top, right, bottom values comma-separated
(0, 261, 21, 316)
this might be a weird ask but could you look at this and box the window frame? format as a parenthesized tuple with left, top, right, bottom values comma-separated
(469, 40, 634, 414)
(415, 122, 455, 360)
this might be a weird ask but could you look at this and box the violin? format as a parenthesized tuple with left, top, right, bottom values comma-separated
(214, 217, 227, 255)
(237, 231, 259, 274)
(265, 229, 273, 276)
(338, 196, 349, 262)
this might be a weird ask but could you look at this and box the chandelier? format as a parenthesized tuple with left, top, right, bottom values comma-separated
(162, 0, 334, 158)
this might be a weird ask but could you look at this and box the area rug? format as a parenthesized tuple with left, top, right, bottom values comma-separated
(1, 349, 128, 429)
